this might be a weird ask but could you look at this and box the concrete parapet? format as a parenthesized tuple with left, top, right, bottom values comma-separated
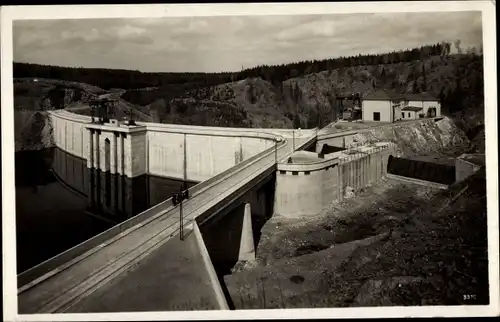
(455, 154, 485, 182)
(386, 174, 449, 189)
(192, 221, 230, 310)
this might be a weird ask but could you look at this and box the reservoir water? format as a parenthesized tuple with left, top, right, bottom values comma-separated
(15, 148, 196, 274)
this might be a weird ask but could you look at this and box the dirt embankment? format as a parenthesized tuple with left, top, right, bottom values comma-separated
(347, 117, 470, 158)
(224, 169, 488, 308)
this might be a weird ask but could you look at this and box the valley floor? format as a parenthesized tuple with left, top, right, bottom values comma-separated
(224, 169, 488, 308)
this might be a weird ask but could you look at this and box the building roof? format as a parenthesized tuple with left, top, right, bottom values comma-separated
(288, 151, 322, 164)
(363, 90, 438, 102)
(404, 92, 438, 101)
(401, 106, 423, 112)
(363, 89, 403, 101)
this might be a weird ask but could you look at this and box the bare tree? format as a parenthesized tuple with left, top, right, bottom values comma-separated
(466, 46, 478, 56)
(454, 39, 463, 54)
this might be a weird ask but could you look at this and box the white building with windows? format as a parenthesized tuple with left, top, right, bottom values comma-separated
(361, 89, 441, 122)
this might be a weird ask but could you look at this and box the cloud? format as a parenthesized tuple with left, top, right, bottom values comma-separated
(13, 11, 483, 73)
(115, 25, 146, 38)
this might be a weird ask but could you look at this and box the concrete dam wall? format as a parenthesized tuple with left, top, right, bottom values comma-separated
(47, 110, 310, 182)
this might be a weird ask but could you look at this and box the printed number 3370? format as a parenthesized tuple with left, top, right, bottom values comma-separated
(463, 294, 477, 300)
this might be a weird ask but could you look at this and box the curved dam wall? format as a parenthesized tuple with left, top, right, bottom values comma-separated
(274, 142, 396, 218)
(50, 111, 90, 159)
(143, 123, 276, 182)
(47, 110, 314, 182)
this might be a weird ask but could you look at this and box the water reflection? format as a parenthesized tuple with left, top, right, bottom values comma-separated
(15, 147, 197, 273)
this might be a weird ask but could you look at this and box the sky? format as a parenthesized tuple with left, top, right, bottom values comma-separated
(13, 11, 483, 73)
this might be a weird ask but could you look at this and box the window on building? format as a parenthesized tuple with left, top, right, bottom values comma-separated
(402, 112, 405, 119)
(408, 112, 411, 118)
(373, 112, 381, 121)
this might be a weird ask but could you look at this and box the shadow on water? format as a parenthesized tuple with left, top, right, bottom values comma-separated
(15, 147, 196, 274)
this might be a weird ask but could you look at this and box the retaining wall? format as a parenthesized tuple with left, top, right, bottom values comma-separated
(387, 156, 456, 185)
(339, 143, 396, 193)
(455, 154, 485, 182)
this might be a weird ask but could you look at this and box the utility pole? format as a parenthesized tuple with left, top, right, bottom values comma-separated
(274, 138, 279, 165)
(179, 193, 184, 239)
(183, 133, 187, 185)
(274, 137, 282, 164)
(173, 189, 189, 240)
(292, 130, 295, 152)
(172, 133, 190, 241)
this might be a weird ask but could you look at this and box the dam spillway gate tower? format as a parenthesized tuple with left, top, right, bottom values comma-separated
(86, 98, 146, 218)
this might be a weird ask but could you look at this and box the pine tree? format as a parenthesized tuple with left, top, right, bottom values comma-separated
(412, 80, 418, 94)
(293, 113, 301, 128)
(438, 87, 445, 105)
(422, 65, 427, 92)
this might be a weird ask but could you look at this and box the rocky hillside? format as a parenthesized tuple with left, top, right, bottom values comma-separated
(147, 78, 292, 128)
(347, 117, 470, 158)
(14, 78, 106, 111)
(15, 111, 54, 152)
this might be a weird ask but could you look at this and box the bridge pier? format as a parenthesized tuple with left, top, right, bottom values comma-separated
(238, 203, 255, 262)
